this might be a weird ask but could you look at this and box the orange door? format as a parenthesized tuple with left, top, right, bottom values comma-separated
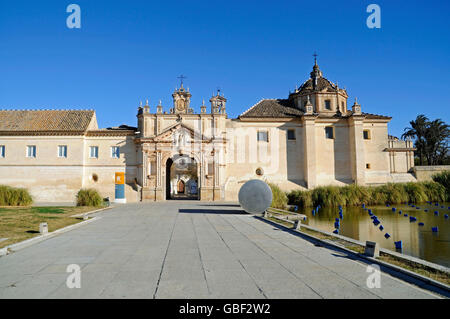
(177, 180, 185, 194)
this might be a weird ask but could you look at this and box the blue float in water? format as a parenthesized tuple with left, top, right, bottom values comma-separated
(409, 216, 417, 222)
(444, 214, 449, 219)
(333, 229, 339, 234)
(424, 209, 428, 212)
(392, 207, 396, 212)
(373, 220, 380, 226)
(335, 218, 340, 222)
(434, 211, 439, 216)
(386, 204, 390, 207)
(418, 222, 424, 226)
(435, 203, 439, 206)
(441, 206, 445, 209)
(432, 226, 438, 232)
(379, 225, 384, 231)
(416, 207, 420, 209)
(368, 209, 372, 214)
(334, 222, 340, 229)
(384, 233, 391, 239)
(394, 241, 403, 250)
(411, 205, 415, 208)
(294, 206, 298, 212)
(404, 214, 408, 217)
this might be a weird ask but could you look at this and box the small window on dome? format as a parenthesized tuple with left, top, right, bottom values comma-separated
(325, 100, 331, 110)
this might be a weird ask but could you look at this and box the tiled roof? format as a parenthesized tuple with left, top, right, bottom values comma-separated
(239, 99, 304, 118)
(299, 77, 337, 94)
(0, 110, 95, 132)
(238, 100, 390, 121)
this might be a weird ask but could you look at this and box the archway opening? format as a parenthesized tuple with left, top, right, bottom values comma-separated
(166, 154, 199, 200)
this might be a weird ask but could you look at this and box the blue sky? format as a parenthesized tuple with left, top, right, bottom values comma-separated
(0, 0, 449, 137)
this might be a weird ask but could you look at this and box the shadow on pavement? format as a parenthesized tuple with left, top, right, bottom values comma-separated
(178, 208, 247, 215)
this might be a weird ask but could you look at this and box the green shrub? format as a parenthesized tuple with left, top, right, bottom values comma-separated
(286, 180, 446, 208)
(422, 181, 447, 203)
(76, 188, 103, 207)
(268, 183, 288, 209)
(0, 185, 33, 206)
(311, 186, 344, 207)
(340, 184, 370, 206)
(287, 190, 313, 208)
(432, 171, 450, 200)
(403, 182, 428, 203)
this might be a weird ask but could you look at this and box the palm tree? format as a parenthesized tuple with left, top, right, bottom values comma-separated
(402, 115, 429, 165)
(402, 115, 449, 165)
(425, 119, 449, 165)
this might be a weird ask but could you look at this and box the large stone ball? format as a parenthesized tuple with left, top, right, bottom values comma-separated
(238, 179, 273, 214)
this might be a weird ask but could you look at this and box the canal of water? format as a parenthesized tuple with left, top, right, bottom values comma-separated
(300, 202, 450, 267)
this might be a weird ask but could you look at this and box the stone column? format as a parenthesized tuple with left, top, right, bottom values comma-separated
(302, 115, 317, 189)
(349, 116, 366, 185)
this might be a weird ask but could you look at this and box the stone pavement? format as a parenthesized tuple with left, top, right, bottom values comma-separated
(0, 202, 443, 299)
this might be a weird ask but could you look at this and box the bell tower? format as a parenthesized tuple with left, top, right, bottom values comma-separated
(171, 75, 192, 114)
(210, 89, 227, 114)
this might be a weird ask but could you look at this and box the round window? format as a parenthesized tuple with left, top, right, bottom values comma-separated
(92, 174, 98, 182)
(255, 168, 264, 176)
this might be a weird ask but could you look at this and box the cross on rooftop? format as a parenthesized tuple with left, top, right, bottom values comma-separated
(177, 74, 187, 87)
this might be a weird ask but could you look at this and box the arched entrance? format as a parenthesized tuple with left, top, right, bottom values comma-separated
(165, 154, 199, 200)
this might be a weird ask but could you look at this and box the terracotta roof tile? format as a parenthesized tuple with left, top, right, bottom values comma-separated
(239, 99, 304, 118)
(0, 110, 95, 132)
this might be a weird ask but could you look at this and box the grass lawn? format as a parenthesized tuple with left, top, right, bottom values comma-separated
(0, 206, 101, 249)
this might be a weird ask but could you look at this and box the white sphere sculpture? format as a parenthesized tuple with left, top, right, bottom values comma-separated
(238, 179, 273, 214)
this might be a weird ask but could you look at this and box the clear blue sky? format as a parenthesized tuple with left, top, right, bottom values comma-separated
(1, 0, 449, 137)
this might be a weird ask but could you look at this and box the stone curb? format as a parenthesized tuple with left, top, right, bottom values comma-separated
(257, 215, 450, 295)
(0, 216, 101, 257)
(70, 206, 113, 218)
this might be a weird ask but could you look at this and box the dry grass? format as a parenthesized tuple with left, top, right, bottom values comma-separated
(0, 206, 98, 249)
(379, 253, 450, 285)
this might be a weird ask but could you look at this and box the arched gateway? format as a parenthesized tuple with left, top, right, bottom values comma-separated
(165, 155, 199, 200)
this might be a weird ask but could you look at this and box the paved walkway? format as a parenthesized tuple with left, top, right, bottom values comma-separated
(0, 202, 443, 299)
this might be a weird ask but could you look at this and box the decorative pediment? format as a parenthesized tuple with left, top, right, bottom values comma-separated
(153, 123, 208, 143)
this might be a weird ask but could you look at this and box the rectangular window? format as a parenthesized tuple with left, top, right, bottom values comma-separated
(0, 145, 5, 158)
(58, 145, 67, 158)
(27, 145, 36, 158)
(363, 130, 371, 140)
(257, 131, 268, 142)
(325, 100, 331, 110)
(287, 129, 296, 140)
(89, 146, 99, 158)
(366, 163, 371, 169)
(325, 127, 334, 139)
(111, 146, 120, 158)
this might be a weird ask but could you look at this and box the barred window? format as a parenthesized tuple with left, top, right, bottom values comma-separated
(111, 146, 120, 158)
(257, 131, 268, 142)
(325, 127, 334, 139)
(89, 146, 99, 158)
(287, 129, 296, 140)
(27, 145, 36, 158)
(58, 145, 67, 158)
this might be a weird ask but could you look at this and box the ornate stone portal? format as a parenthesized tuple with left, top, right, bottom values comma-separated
(137, 85, 227, 201)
